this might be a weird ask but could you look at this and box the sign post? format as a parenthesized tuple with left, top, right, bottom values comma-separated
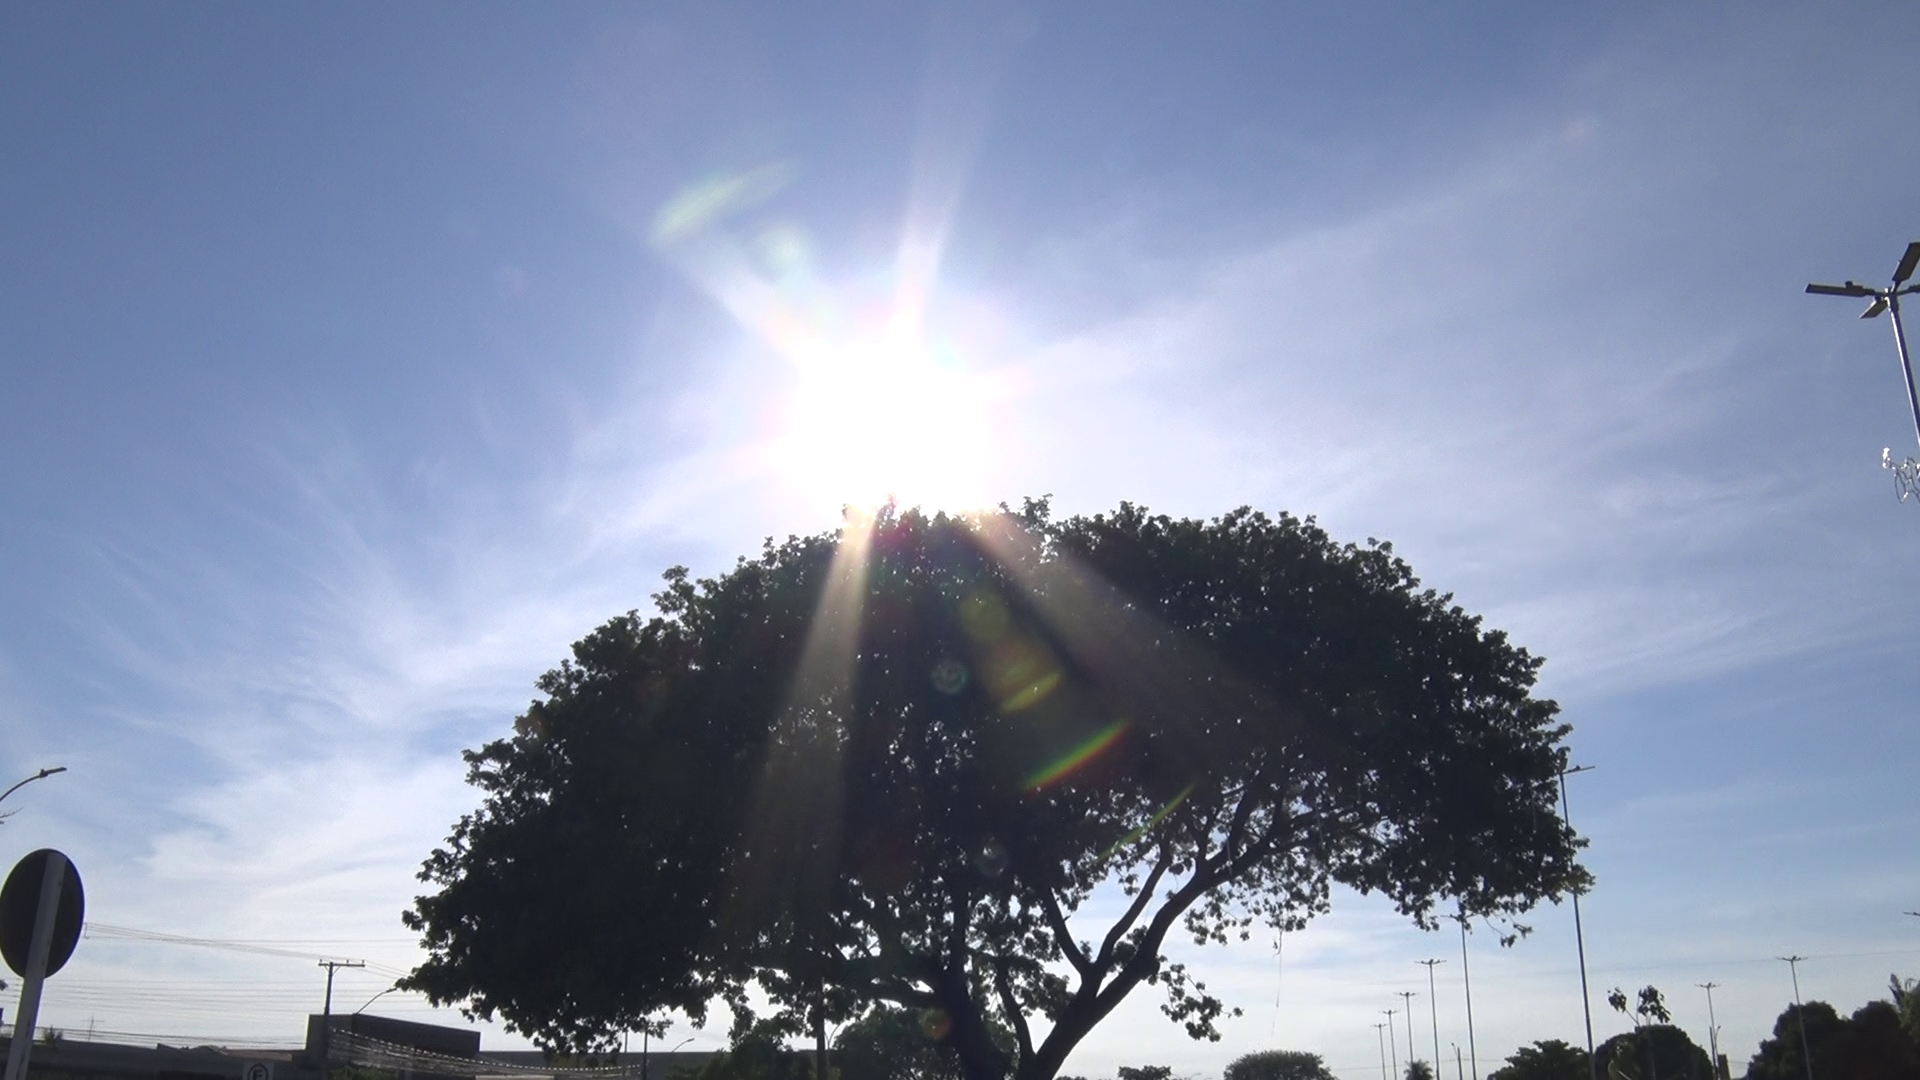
(0, 850, 85, 1080)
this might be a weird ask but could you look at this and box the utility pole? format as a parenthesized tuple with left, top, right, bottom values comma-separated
(1697, 983, 1722, 1080)
(1454, 1044, 1465, 1080)
(1559, 763, 1597, 1080)
(317, 959, 365, 1077)
(1400, 992, 1418, 1070)
(1386, 1009, 1400, 1078)
(1375, 1023, 1391, 1080)
(1420, 960, 1446, 1075)
(1459, 915, 1479, 1080)
(1780, 957, 1814, 1080)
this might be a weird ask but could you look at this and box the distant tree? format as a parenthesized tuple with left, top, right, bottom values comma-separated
(1746, 998, 1920, 1080)
(837, 1005, 1015, 1080)
(1603, 986, 1704, 1080)
(1595, 1028, 1708, 1080)
(1116, 1068, 1172, 1080)
(1894, 976, 1920, 1046)
(1407, 1061, 1434, 1080)
(1224, 1051, 1336, 1080)
(402, 503, 1587, 1080)
(1491, 1040, 1588, 1080)
(694, 1022, 812, 1080)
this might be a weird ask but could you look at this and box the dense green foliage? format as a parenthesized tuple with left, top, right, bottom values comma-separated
(1490, 1040, 1590, 1080)
(836, 1004, 1015, 1080)
(1223, 1050, 1336, 1080)
(1746, 999, 1920, 1080)
(401, 503, 1583, 1080)
(1596, 1027, 1710, 1080)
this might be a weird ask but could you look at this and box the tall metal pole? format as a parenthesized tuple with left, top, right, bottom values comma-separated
(1386, 1010, 1400, 1078)
(1455, 1044, 1465, 1080)
(1421, 960, 1446, 1074)
(1460, 917, 1479, 1080)
(1400, 992, 1419, 1070)
(1887, 292, 1920, 451)
(1375, 1023, 1391, 1080)
(1697, 983, 1722, 1080)
(1780, 956, 1814, 1080)
(1560, 765, 1597, 1080)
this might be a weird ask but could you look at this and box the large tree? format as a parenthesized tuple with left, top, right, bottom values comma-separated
(1747, 999, 1920, 1080)
(1490, 1040, 1590, 1080)
(1224, 1050, 1337, 1080)
(401, 503, 1585, 1080)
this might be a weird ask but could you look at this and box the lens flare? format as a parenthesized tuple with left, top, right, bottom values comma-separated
(1023, 719, 1129, 791)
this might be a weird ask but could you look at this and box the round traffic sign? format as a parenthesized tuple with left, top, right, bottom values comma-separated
(0, 849, 85, 978)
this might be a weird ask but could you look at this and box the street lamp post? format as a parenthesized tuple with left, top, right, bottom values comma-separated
(1420, 960, 1446, 1075)
(1697, 982, 1721, 1080)
(1386, 1010, 1400, 1079)
(1459, 915, 1479, 1080)
(0, 768, 67, 823)
(1780, 956, 1814, 1080)
(1559, 763, 1597, 1080)
(1400, 992, 1418, 1071)
(1375, 1023, 1391, 1080)
(1807, 240, 1920, 501)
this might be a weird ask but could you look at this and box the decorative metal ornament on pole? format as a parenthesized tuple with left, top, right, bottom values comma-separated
(1806, 240, 1920, 502)
(1, 849, 85, 1080)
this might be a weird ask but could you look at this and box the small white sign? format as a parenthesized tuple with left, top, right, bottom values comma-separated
(242, 1062, 274, 1080)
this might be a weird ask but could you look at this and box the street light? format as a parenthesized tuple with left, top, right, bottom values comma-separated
(0, 767, 67, 822)
(1399, 992, 1418, 1071)
(1780, 956, 1814, 1080)
(354, 984, 399, 1014)
(1385, 1009, 1400, 1078)
(1559, 763, 1597, 1080)
(1419, 959, 1446, 1076)
(1697, 982, 1722, 1080)
(1807, 240, 1920, 501)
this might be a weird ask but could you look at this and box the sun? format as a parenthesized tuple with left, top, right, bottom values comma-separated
(775, 331, 993, 512)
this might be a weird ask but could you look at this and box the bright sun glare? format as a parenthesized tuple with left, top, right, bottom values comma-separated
(778, 332, 992, 512)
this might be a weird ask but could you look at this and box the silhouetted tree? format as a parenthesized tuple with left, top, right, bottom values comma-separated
(1490, 1040, 1589, 1080)
(1407, 1061, 1435, 1080)
(1746, 998, 1920, 1080)
(1596, 1028, 1708, 1080)
(837, 1005, 1015, 1080)
(1224, 1051, 1336, 1080)
(1603, 986, 1704, 1080)
(402, 503, 1586, 1080)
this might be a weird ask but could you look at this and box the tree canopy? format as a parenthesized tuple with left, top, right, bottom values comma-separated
(1747, 999, 1920, 1080)
(1223, 1050, 1336, 1080)
(400, 502, 1585, 1080)
(1490, 1039, 1590, 1080)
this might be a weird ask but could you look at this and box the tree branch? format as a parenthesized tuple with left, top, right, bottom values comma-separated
(1037, 887, 1094, 979)
(1094, 846, 1173, 972)
(992, 954, 1036, 1062)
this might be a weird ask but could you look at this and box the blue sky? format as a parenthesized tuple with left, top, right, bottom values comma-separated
(2, 3, 1917, 1076)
